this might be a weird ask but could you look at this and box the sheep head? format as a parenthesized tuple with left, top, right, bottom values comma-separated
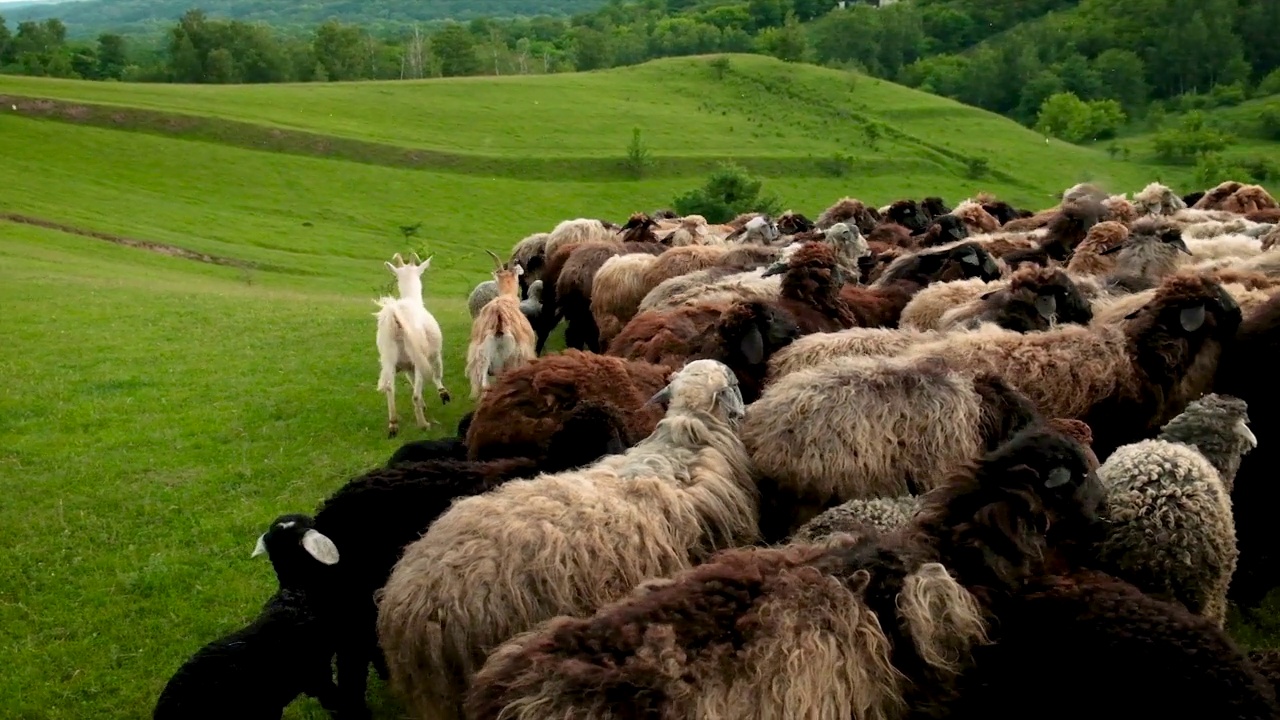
(915, 214, 969, 245)
(951, 200, 1002, 234)
(922, 196, 951, 220)
(879, 241, 1001, 286)
(913, 426, 1105, 598)
(887, 199, 929, 233)
(714, 300, 801, 402)
(645, 359, 745, 426)
(777, 211, 815, 236)
(762, 241, 849, 297)
(252, 513, 340, 589)
(823, 222, 870, 277)
(1123, 274, 1242, 390)
(1133, 182, 1186, 216)
(1157, 393, 1255, 490)
(981, 266, 1093, 332)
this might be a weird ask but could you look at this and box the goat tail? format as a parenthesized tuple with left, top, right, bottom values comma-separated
(375, 302, 402, 393)
(388, 302, 438, 377)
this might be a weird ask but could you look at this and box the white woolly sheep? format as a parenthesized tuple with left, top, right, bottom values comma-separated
(789, 495, 920, 543)
(1094, 393, 1256, 626)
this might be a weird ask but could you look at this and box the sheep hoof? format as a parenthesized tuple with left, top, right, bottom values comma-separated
(439, 389, 452, 405)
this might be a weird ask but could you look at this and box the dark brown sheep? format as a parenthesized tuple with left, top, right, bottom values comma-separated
(1215, 292, 1280, 611)
(1000, 199, 1103, 268)
(867, 221, 915, 249)
(913, 213, 970, 248)
(967, 266, 1094, 332)
(555, 240, 651, 353)
(607, 300, 801, 403)
(922, 196, 951, 220)
(465, 350, 671, 462)
(839, 242, 1003, 328)
(465, 427, 1105, 720)
(885, 199, 930, 233)
(816, 196, 881, 235)
(1193, 180, 1245, 210)
(759, 242, 859, 332)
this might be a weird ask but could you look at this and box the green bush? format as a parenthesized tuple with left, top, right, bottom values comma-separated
(673, 163, 783, 223)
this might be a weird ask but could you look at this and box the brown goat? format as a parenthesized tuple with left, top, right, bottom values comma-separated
(464, 251, 537, 399)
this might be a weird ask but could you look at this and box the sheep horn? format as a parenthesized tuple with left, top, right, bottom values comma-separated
(485, 249, 504, 269)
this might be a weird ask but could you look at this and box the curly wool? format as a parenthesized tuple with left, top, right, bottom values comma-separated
(764, 326, 943, 381)
(378, 362, 759, 720)
(789, 495, 921, 543)
(899, 277, 1005, 330)
(1094, 439, 1236, 625)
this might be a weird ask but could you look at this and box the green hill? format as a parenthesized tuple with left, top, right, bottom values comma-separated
(0, 55, 1259, 720)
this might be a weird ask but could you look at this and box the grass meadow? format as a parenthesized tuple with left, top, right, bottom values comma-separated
(0, 54, 1271, 719)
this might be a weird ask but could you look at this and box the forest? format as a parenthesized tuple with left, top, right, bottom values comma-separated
(2, 0, 1278, 144)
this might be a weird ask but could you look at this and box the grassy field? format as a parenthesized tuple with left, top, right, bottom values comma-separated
(1106, 94, 1280, 176)
(0, 55, 1271, 719)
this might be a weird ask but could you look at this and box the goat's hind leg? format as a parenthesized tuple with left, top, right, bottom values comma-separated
(378, 360, 399, 438)
(410, 367, 432, 428)
(430, 344, 451, 405)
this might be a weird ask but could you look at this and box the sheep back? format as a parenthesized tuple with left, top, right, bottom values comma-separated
(465, 351, 669, 461)
(1094, 439, 1236, 625)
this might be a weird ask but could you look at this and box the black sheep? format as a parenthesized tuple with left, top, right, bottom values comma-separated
(921, 196, 951, 221)
(1215, 293, 1280, 611)
(301, 402, 628, 716)
(154, 515, 347, 720)
(913, 213, 969, 246)
(385, 412, 473, 467)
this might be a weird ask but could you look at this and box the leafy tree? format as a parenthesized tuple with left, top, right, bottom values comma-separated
(746, 0, 786, 32)
(673, 163, 782, 224)
(1259, 107, 1280, 141)
(313, 20, 364, 80)
(1258, 68, 1280, 97)
(1092, 48, 1148, 112)
(432, 23, 479, 76)
(0, 15, 12, 65)
(1035, 92, 1126, 143)
(756, 12, 807, 63)
(1153, 111, 1233, 163)
(205, 47, 235, 82)
(96, 33, 127, 79)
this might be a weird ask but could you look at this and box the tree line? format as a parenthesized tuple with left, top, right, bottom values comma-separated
(2, 0, 1277, 143)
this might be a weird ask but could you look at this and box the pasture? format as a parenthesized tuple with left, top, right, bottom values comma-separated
(0, 54, 1274, 719)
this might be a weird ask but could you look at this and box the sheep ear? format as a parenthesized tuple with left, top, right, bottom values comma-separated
(646, 386, 673, 409)
(1172, 237, 1192, 255)
(979, 291, 996, 301)
(1236, 419, 1258, 449)
(251, 535, 267, 558)
(301, 529, 340, 565)
(740, 325, 765, 365)
(514, 263, 524, 276)
(1100, 241, 1128, 255)
(1180, 305, 1206, 332)
(1044, 466, 1073, 489)
(1035, 293, 1058, 319)
(948, 225, 966, 239)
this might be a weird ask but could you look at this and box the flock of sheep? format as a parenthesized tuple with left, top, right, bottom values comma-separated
(154, 178, 1280, 720)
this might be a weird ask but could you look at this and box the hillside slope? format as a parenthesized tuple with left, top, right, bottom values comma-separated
(0, 55, 1183, 203)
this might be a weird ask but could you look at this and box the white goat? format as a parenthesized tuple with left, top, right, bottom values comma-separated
(373, 253, 450, 437)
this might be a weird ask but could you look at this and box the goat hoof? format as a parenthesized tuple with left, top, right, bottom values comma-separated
(439, 390, 452, 405)
(387, 425, 398, 439)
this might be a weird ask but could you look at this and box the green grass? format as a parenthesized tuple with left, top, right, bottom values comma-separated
(0, 54, 1189, 200)
(0, 55, 1271, 720)
(1104, 94, 1280, 177)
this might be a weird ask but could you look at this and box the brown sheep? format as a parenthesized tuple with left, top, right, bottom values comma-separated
(590, 253, 661, 348)
(1223, 185, 1280, 215)
(1000, 199, 1103, 268)
(465, 350, 670, 462)
(464, 251, 537, 399)
(905, 272, 1243, 458)
(842, 242, 1004, 328)
(817, 196, 881, 235)
(940, 266, 1094, 333)
(1192, 181, 1245, 211)
(465, 427, 1104, 720)
(555, 240, 655, 353)
(607, 299, 802, 403)
(381, 360, 758, 720)
(951, 200, 1002, 235)
(1066, 221, 1130, 276)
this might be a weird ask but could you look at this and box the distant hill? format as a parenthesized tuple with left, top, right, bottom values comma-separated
(1, 0, 609, 35)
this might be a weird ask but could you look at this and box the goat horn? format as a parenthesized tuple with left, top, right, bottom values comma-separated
(485, 249, 504, 269)
(410, 252, 422, 265)
(391, 253, 405, 266)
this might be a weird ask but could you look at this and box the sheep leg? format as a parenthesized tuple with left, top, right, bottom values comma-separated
(410, 368, 431, 429)
(430, 344, 451, 405)
(335, 645, 373, 720)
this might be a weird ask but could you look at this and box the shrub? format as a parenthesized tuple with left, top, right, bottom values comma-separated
(1152, 112, 1233, 164)
(673, 163, 783, 223)
(624, 127, 653, 178)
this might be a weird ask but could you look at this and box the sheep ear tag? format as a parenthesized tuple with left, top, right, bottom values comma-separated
(1180, 305, 1206, 333)
(1237, 419, 1258, 449)
(251, 535, 267, 559)
(949, 225, 966, 239)
(1044, 466, 1073, 489)
(1035, 294, 1058, 320)
(301, 530, 340, 565)
(740, 326, 765, 366)
(961, 251, 980, 265)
